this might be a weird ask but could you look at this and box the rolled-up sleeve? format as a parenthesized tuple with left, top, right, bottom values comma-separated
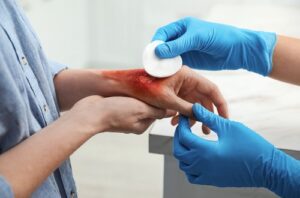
(0, 176, 13, 198)
(48, 60, 68, 78)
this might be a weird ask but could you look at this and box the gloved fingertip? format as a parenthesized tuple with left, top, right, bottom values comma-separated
(192, 103, 207, 120)
(192, 103, 226, 136)
(151, 31, 168, 42)
(178, 115, 189, 127)
(155, 44, 173, 59)
(186, 174, 197, 184)
(192, 103, 217, 127)
(152, 36, 164, 42)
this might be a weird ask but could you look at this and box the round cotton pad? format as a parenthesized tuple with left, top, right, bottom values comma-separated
(143, 40, 182, 78)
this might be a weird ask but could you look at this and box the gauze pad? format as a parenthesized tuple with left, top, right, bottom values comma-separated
(143, 40, 182, 78)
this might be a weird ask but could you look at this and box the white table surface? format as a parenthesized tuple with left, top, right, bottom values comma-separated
(149, 70, 300, 152)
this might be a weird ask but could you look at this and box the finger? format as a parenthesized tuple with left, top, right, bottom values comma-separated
(173, 127, 189, 159)
(165, 109, 177, 118)
(202, 125, 210, 135)
(133, 118, 155, 134)
(174, 128, 200, 165)
(172, 116, 196, 127)
(166, 94, 193, 117)
(189, 119, 196, 127)
(192, 174, 214, 186)
(177, 115, 210, 149)
(171, 115, 179, 126)
(152, 20, 186, 42)
(196, 78, 229, 119)
(179, 161, 199, 175)
(186, 173, 201, 184)
(201, 99, 214, 134)
(135, 118, 155, 134)
(155, 33, 196, 59)
(179, 161, 189, 171)
(208, 87, 229, 119)
(192, 103, 227, 137)
(143, 105, 168, 119)
(174, 151, 196, 166)
(177, 115, 197, 148)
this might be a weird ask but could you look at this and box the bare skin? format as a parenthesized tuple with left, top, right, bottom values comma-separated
(100, 66, 228, 116)
(55, 66, 228, 133)
(54, 66, 228, 118)
(270, 35, 300, 85)
(0, 95, 173, 197)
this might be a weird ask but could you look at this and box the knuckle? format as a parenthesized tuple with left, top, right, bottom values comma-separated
(183, 16, 194, 22)
(232, 121, 243, 127)
(229, 121, 244, 131)
(135, 128, 145, 135)
(132, 123, 145, 134)
(173, 150, 179, 159)
(157, 110, 166, 119)
(179, 162, 188, 171)
(155, 27, 165, 35)
(136, 131, 144, 135)
(209, 84, 219, 95)
(187, 175, 195, 184)
(179, 164, 184, 171)
(137, 105, 148, 116)
(235, 121, 246, 128)
(137, 102, 146, 110)
(173, 150, 182, 160)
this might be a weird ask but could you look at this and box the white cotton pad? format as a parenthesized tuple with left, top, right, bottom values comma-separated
(143, 40, 182, 78)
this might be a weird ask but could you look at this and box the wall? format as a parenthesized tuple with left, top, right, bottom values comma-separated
(24, 0, 89, 67)
(87, 0, 300, 69)
(24, 0, 300, 69)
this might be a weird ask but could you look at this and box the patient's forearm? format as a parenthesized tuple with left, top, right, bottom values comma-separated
(0, 113, 93, 197)
(270, 35, 300, 85)
(54, 69, 126, 111)
(54, 68, 171, 112)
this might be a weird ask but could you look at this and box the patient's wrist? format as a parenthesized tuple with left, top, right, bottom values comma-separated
(97, 69, 159, 98)
(93, 69, 132, 97)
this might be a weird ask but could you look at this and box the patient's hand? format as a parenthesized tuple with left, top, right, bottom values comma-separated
(101, 66, 228, 117)
(100, 66, 228, 129)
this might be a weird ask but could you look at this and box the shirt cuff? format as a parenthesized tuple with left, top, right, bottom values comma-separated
(0, 176, 13, 198)
(49, 60, 68, 78)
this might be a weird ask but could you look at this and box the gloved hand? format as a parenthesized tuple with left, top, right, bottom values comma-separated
(174, 103, 300, 198)
(153, 17, 277, 76)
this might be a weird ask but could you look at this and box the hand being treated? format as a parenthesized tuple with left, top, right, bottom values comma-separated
(67, 95, 174, 135)
(153, 17, 277, 76)
(174, 103, 300, 198)
(99, 66, 228, 133)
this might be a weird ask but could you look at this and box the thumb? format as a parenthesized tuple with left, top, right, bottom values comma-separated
(192, 103, 227, 137)
(155, 33, 195, 59)
(165, 94, 193, 117)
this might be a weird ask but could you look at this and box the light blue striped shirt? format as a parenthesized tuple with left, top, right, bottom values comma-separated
(0, 0, 77, 197)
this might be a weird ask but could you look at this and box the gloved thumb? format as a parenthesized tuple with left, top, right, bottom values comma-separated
(192, 103, 226, 137)
(155, 34, 193, 59)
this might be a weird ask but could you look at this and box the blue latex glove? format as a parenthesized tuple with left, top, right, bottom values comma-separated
(174, 103, 300, 197)
(153, 17, 277, 76)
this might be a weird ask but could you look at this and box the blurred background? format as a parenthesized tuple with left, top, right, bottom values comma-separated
(21, 0, 300, 197)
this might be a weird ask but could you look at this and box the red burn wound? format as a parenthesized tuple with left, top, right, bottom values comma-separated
(102, 69, 166, 94)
